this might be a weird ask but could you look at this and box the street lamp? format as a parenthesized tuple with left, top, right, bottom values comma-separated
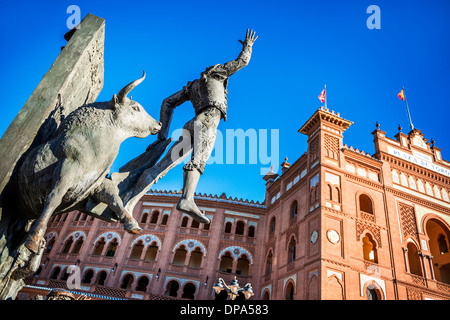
(212, 276, 254, 300)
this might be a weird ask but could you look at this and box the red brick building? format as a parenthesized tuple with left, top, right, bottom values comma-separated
(260, 107, 450, 300)
(19, 107, 450, 300)
(19, 189, 266, 300)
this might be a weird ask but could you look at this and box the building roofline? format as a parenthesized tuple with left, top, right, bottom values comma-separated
(145, 189, 266, 210)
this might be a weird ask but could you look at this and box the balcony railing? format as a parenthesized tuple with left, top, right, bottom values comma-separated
(409, 274, 427, 287)
(436, 281, 450, 295)
(93, 285, 127, 298)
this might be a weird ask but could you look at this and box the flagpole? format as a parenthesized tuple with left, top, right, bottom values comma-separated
(325, 84, 327, 109)
(402, 86, 414, 130)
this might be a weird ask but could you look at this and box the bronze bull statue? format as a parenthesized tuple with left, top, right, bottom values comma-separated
(16, 71, 162, 253)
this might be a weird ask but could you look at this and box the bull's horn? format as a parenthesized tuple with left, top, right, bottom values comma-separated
(117, 70, 146, 103)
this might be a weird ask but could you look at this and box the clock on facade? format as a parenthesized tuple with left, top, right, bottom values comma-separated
(327, 229, 340, 244)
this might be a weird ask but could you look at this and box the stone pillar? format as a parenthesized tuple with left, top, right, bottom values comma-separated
(231, 260, 238, 274)
(0, 14, 105, 300)
(418, 252, 428, 279)
(139, 246, 147, 261)
(402, 247, 409, 273)
(184, 253, 191, 266)
(427, 255, 436, 280)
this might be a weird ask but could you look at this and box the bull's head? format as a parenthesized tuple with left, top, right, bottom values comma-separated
(111, 71, 162, 138)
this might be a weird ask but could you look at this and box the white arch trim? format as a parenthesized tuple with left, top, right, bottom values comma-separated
(130, 234, 162, 250)
(218, 246, 254, 264)
(360, 274, 386, 299)
(94, 231, 121, 245)
(172, 239, 207, 256)
(63, 231, 86, 242)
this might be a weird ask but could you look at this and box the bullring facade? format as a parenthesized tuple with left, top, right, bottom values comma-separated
(20, 107, 450, 300)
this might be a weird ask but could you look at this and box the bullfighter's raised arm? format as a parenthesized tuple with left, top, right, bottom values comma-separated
(221, 29, 258, 77)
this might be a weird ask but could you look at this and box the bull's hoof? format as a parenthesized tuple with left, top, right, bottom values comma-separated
(124, 220, 142, 235)
(177, 198, 211, 224)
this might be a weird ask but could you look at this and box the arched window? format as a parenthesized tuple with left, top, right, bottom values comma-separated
(438, 234, 449, 254)
(141, 212, 148, 223)
(62, 237, 73, 254)
(96, 271, 107, 286)
(285, 282, 294, 300)
(92, 237, 106, 255)
(144, 242, 158, 262)
(288, 237, 296, 263)
(366, 284, 379, 300)
(265, 251, 273, 275)
(71, 237, 84, 254)
(262, 290, 270, 300)
(60, 267, 70, 281)
(235, 221, 245, 235)
(172, 245, 187, 266)
(333, 187, 340, 203)
(120, 274, 134, 290)
(425, 219, 450, 284)
(269, 217, 276, 235)
(34, 266, 43, 277)
(191, 219, 200, 229)
(105, 238, 119, 257)
(248, 226, 255, 238)
(82, 270, 94, 284)
(150, 211, 159, 224)
(165, 280, 179, 297)
(219, 252, 233, 273)
(130, 240, 144, 259)
(188, 247, 203, 268)
(290, 201, 298, 219)
(161, 214, 169, 225)
(362, 234, 378, 263)
(407, 242, 423, 277)
(181, 216, 189, 227)
(135, 276, 150, 292)
(237, 255, 250, 276)
(224, 222, 232, 233)
(45, 237, 56, 254)
(50, 267, 61, 279)
(182, 283, 196, 300)
(359, 194, 373, 214)
(326, 185, 332, 201)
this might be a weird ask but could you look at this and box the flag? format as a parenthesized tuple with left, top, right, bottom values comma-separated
(318, 88, 326, 103)
(398, 89, 405, 101)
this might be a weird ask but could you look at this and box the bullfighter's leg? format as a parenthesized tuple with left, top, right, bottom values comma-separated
(177, 108, 221, 224)
(123, 118, 195, 214)
(25, 160, 75, 253)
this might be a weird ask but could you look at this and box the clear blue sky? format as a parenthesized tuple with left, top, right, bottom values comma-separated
(1, 0, 449, 204)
